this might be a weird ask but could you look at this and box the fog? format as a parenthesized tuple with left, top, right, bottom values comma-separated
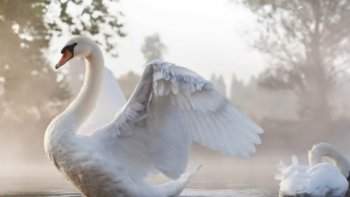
(1, 0, 350, 195)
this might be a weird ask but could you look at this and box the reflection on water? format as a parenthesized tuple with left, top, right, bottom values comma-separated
(0, 176, 276, 197)
(0, 189, 275, 197)
(0, 155, 280, 196)
(0, 193, 80, 197)
(0, 175, 277, 197)
(182, 188, 276, 196)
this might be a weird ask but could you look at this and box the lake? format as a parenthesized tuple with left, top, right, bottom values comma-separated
(0, 190, 276, 197)
(0, 187, 276, 197)
(0, 174, 277, 197)
(0, 155, 282, 196)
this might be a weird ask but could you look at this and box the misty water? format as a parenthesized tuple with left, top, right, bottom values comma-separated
(2, 142, 349, 196)
(0, 153, 280, 197)
(0, 179, 276, 197)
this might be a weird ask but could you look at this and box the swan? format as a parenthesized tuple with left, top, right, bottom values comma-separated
(66, 59, 126, 134)
(44, 36, 263, 197)
(78, 66, 126, 134)
(277, 143, 350, 197)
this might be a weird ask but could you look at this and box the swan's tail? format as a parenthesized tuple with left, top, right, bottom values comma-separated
(275, 155, 298, 180)
(158, 164, 202, 196)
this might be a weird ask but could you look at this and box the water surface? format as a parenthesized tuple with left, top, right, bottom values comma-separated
(0, 189, 275, 197)
(0, 155, 280, 196)
(0, 176, 276, 197)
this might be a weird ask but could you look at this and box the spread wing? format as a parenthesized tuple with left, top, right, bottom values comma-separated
(98, 60, 263, 179)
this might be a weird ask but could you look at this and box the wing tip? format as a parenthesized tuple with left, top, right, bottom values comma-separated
(180, 164, 202, 181)
(257, 127, 264, 134)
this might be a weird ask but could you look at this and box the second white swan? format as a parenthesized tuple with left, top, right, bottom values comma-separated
(44, 36, 263, 197)
(277, 143, 350, 197)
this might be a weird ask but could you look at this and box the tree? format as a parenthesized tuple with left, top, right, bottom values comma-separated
(141, 33, 167, 62)
(47, 0, 126, 57)
(230, 74, 247, 106)
(0, 0, 125, 119)
(240, 0, 350, 122)
(0, 0, 66, 122)
(0, 0, 125, 158)
(210, 74, 227, 96)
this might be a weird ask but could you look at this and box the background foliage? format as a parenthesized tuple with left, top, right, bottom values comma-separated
(0, 0, 125, 158)
(240, 0, 350, 123)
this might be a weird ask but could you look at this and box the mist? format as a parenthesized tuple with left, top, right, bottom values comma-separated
(1, 0, 350, 196)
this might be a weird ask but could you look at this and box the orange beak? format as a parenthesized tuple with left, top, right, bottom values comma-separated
(55, 50, 73, 69)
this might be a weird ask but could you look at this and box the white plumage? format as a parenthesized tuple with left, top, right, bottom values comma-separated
(45, 36, 263, 197)
(78, 66, 126, 134)
(277, 143, 350, 197)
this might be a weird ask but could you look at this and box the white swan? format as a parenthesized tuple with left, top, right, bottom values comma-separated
(78, 66, 125, 134)
(44, 36, 263, 197)
(277, 143, 350, 197)
(66, 59, 126, 134)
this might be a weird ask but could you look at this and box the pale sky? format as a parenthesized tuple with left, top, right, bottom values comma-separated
(50, 0, 268, 84)
(114, 0, 267, 83)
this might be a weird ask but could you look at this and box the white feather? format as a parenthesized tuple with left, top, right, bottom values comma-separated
(277, 144, 349, 197)
(45, 37, 263, 197)
(78, 67, 126, 134)
(105, 60, 263, 179)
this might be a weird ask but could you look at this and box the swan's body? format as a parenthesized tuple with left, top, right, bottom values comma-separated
(45, 36, 263, 197)
(277, 143, 350, 197)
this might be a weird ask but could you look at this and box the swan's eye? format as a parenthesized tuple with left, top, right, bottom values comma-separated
(60, 42, 78, 56)
(55, 42, 78, 69)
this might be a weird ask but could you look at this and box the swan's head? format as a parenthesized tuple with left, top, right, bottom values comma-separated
(55, 36, 96, 69)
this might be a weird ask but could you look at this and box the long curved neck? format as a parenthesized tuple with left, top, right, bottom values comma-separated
(66, 46, 104, 130)
(308, 143, 350, 177)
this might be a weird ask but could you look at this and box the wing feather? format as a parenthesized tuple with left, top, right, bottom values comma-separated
(108, 60, 263, 179)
